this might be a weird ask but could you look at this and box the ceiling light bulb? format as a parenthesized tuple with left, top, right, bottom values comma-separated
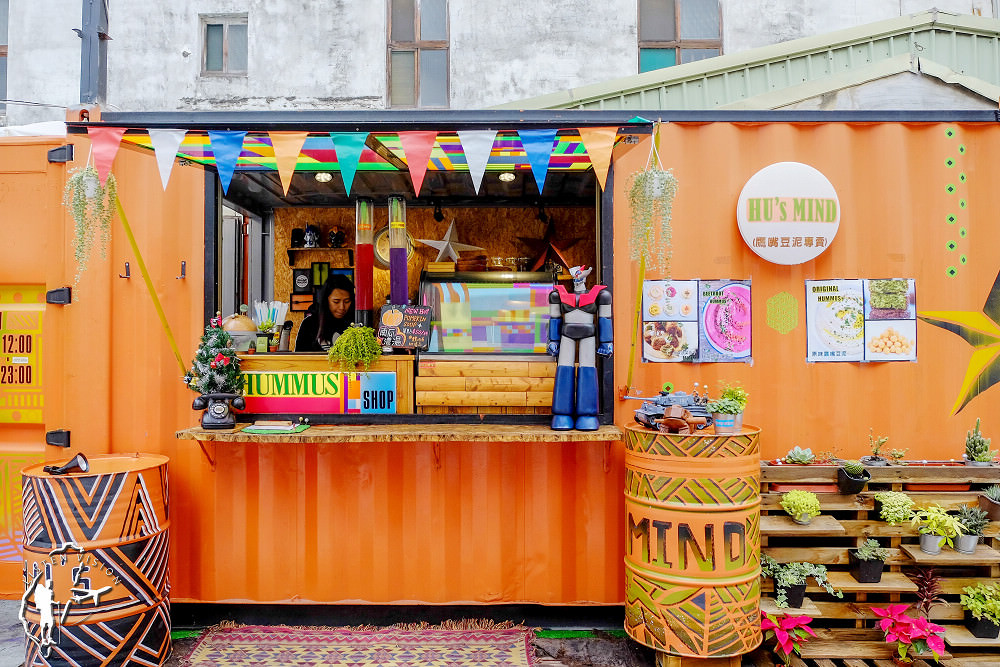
(314, 172, 333, 183)
(498, 172, 515, 182)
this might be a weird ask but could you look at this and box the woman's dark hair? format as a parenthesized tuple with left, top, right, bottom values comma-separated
(315, 273, 356, 344)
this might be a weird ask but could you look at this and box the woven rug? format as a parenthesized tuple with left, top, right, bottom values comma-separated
(183, 621, 538, 667)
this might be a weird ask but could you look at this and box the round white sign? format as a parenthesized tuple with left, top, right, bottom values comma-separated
(736, 162, 840, 265)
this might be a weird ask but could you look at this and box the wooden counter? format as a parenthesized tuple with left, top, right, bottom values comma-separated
(177, 423, 623, 443)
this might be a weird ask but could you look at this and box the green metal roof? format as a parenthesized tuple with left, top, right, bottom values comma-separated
(493, 11, 1000, 111)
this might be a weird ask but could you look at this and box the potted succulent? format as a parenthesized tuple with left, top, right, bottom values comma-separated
(780, 490, 821, 525)
(849, 538, 891, 583)
(837, 459, 871, 494)
(960, 582, 1000, 639)
(873, 491, 915, 525)
(327, 323, 384, 373)
(761, 554, 843, 609)
(964, 418, 996, 466)
(910, 505, 965, 555)
(760, 612, 816, 666)
(954, 505, 990, 555)
(979, 484, 1000, 521)
(783, 446, 815, 464)
(706, 381, 749, 435)
(860, 428, 890, 466)
(871, 604, 946, 664)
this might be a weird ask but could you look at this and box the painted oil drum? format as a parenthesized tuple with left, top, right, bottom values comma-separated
(20, 454, 171, 666)
(624, 425, 761, 658)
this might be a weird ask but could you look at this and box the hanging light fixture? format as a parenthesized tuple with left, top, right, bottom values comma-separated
(314, 172, 333, 183)
(498, 172, 515, 182)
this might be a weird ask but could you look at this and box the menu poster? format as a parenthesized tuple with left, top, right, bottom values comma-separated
(0, 285, 44, 423)
(698, 280, 752, 362)
(378, 304, 432, 350)
(806, 279, 916, 362)
(863, 278, 916, 362)
(641, 279, 752, 363)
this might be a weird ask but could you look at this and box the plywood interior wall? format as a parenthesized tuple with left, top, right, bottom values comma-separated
(274, 206, 597, 343)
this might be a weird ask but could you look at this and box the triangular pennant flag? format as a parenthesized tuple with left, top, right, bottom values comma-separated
(329, 132, 369, 196)
(269, 131, 308, 195)
(148, 129, 186, 190)
(517, 129, 558, 195)
(87, 126, 127, 185)
(397, 131, 438, 196)
(207, 131, 247, 195)
(577, 127, 619, 191)
(457, 130, 497, 194)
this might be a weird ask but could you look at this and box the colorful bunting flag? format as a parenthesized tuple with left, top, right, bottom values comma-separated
(397, 131, 438, 196)
(148, 129, 186, 190)
(517, 129, 558, 195)
(457, 130, 496, 193)
(577, 127, 619, 191)
(87, 126, 127, 185)
(329, 132, 369, 196)
(207, 131, 247, 195)
(269, 132, 308, 195)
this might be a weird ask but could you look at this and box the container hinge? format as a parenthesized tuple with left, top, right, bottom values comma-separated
(45, 430, 71, 448)
(47, 145, 74, 163)
(45, 287, 72, 305)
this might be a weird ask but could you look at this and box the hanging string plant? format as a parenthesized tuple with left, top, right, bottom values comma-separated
(63, 163, 118, 284)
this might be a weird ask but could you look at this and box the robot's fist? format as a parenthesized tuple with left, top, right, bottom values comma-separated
(546, 341, 560, 356)
(597, 343, 613, 357)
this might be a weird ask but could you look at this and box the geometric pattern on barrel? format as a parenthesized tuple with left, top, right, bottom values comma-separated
(20, 455, 171, 666)
(624, 425, 761, 658)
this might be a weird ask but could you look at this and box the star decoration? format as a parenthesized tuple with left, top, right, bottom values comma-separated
(416, 219, 483, 262)
(918, 268, 1000, 414)
(517, 219, 582, 272)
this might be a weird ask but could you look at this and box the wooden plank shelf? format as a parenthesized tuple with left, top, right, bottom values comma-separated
(761, 596, 821, 616)
(795, 628, 951, 660)
(763, 547, 907, 565)
(761, 514, 845, 536)
(761, 463, 1000, 484)
(900, 543, 1000, 565)
(761, 571, 916, 594)
(944, 625, 1000, 648)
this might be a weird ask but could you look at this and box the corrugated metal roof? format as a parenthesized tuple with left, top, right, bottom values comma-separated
(493, 10, 1000, 110)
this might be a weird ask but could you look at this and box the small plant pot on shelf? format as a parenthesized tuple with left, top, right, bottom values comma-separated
(954, 534, 980, 555)
(979, 495, 1000, 522)
(848, 552, 885, 584)
(965, 460, 994, 467)
(837, 467, 870, 494)
(791, 514, 812, 526)
(712, 412, 743, 435)
(860, 455, 889, 467)
(965, 610, 1000, 639)
(776, 583, 807, 609)
(919, 533, 946, 555)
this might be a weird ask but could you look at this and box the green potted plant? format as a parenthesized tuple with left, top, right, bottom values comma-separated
(837, 459, 871, 494)
(327, 323, 384, 373)
(873, 491, 915, 525)
(887, 448, 908, 465)
(964, 418, 996, 466)
(980, 484, 1000, 521)
(706, 381, 749, 435)
(761, 554, 843, 609)
(780, 490, 821, 525)
(849, 538, 890, 583)
(783, 446, 815, 464)
(860, 428, 889, 466)
(954, 505, 990, 555)
(960, 582, 1000, 639)
(63, 164, 118, 284)
(910, 505, 965, 555)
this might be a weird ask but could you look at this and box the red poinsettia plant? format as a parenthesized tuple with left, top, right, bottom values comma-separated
(761, 612, 815, 665)
(871, 604, 946, 664)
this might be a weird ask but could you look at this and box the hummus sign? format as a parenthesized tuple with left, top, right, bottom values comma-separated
(736, 162, 840, 265)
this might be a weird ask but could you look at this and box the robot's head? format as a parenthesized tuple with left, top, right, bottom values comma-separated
(569, 265, 592, 291)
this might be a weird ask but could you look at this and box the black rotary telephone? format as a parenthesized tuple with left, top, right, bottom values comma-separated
(192, 393, 245, 429)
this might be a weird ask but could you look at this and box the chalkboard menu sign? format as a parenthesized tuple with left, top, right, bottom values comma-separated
(378, 304, 432, 350)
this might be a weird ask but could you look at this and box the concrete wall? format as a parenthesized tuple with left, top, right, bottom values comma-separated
(7, 0, 80, 125)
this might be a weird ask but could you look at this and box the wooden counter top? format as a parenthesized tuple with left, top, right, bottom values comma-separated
(176, 423, 624, 443)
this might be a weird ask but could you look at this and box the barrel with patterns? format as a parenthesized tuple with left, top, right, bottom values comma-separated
(20, 454, 171, 666)
(624, 425, 762, 659)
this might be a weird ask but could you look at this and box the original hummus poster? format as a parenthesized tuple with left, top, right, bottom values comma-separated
(641, 279, 751, 363)
(806, 279, 916, 362)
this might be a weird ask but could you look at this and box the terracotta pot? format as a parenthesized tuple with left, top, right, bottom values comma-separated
(979, 495, 1000, 521)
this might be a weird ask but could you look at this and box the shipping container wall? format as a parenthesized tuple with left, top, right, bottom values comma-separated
(612, 122, 1000, 462)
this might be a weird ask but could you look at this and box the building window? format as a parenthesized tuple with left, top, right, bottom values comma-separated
(388, 0, 449, 108)
(638, 0, 720, 73)
(201, 14, 248, 76)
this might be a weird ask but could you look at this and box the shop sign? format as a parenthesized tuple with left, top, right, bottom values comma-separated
(736, 162, 840, 265)
(378, 304, 431, 349)
(242, 371, 397, 414)
(1, 285, 44, 423)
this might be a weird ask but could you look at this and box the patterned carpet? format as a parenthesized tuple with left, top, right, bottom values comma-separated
(184, 622, 538, 666)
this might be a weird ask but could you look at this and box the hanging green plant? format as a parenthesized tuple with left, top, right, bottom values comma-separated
(626, 135, 678, 277)
(327, 324, 383, 373)
(63, 164, 118, 284)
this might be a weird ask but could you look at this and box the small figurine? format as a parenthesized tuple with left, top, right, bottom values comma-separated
(329, 226, 346, 248)
(547, 265, 612, 430)
(303, 225, 321, 248)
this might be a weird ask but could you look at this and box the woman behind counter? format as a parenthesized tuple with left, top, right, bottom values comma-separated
(294, 274, 356, 351)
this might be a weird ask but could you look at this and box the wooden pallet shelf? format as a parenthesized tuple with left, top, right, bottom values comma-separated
(761, 514, 846, 536)
(761, 596, 822, 616)
(944, 625, 1000, 647)
(899, 544, 1000, 566)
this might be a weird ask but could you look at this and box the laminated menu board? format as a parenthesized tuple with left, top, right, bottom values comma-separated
(0, 285, 44, 423)
(378, 304, 432, 350)
(641, 279, 752, 363)
(806, 278, 916, 362)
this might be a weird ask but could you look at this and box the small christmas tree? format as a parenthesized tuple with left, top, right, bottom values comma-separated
(185, 315, 244, 395)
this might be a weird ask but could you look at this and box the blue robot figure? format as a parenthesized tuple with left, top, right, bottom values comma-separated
(547, 265, 613, 430)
